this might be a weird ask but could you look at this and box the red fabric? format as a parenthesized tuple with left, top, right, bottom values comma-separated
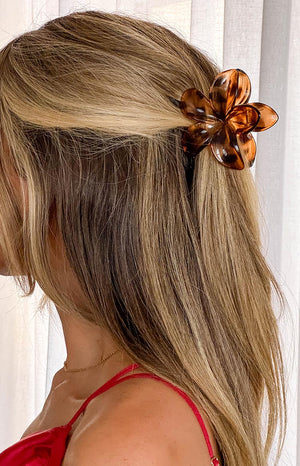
(0, 363, 220, 466)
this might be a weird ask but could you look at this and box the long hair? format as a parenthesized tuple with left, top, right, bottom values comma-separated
(0, 10, 291, 464)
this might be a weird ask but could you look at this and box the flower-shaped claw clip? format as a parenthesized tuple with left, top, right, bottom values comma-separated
(168, 68, 279, 170)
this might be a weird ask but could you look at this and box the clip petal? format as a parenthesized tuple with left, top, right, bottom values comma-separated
(211, 125, 245, 170)
(247, 102, 279, 131)
(209, 69, 251, 118)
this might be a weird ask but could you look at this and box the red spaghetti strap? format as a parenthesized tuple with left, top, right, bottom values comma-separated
(67, 366, 220, 466)
(67, 367, 220, 466)
(66, 362, 140, 426)
(106, 373, 220, 466)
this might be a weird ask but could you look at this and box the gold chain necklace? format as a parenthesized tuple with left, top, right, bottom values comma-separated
(63, 348, 121, 373)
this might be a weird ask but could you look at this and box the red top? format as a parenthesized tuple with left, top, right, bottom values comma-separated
(0, 363, 220, 465)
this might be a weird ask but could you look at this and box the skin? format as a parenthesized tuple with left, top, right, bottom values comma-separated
(0, 135, 222, 464)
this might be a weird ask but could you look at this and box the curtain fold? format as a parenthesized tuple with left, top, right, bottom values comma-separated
(0, 1, 298, 463)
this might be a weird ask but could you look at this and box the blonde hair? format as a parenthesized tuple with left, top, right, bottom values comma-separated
(0, 10, 290, 464)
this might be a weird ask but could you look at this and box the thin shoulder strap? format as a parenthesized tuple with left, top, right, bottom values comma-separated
(108, 372, 219, 466)
(67, 364, 220, 466)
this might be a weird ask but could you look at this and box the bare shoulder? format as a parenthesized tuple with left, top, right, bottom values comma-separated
(62, 417, 172, 465)
(20, 369, 64, 439)
(62, 374, 221, 465)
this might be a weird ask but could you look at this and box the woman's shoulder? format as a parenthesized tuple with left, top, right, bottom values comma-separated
(20, 413, 43, 439)
(61, 370, 221, 465)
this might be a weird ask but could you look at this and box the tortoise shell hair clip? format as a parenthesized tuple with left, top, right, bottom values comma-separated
(168, 68, 279, 170)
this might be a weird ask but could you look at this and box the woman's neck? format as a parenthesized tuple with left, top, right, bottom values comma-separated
(55, 305, 135, 378)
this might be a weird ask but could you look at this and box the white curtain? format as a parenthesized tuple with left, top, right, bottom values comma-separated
(0, 1, 299, 464)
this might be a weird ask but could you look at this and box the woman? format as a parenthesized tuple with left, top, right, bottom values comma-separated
(0, 10, 288, 465)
